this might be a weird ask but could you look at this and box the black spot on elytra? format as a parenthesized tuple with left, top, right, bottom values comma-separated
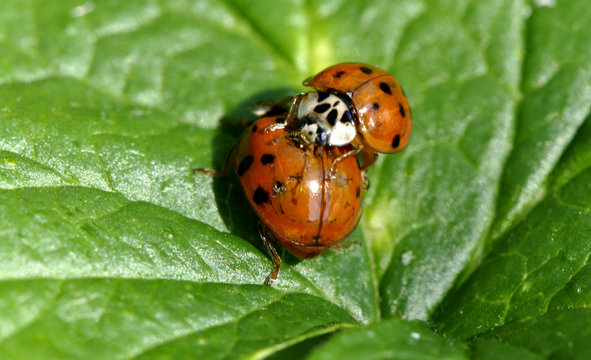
(392, 134, 401, 148)
(333, 71, 345, 78)
(253, 186, 269, 205)
(313, 103, 331, 114)
(399, 103, 406, 118)
(327, 109, 338, 126)
(379, 82, 392, 95)
(261, 154, 275, 165)
(237, 155, 253, 176)
(317, 91, 330, 102)
(360, 66, 373, 74)
(372, 102, 380, 111)
(251, 124, 258, 133)
(355, 186, 361, 198)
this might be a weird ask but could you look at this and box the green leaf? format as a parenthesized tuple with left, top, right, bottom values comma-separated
(475, 309, 591, 359)
(1, 1, 377, 357)
(0, 186, 359, 358)
(490, 0, 591, 238)
(306, 319, 468, 360)
(429, 5, 591, 354)
(433, 152, 591, 338)
(469, 339, 543, 360)
(2, 0, 591, 358)
(549, 116, 591, 192)
(0, 278, 356, 359)
(373, 0, 524, 319)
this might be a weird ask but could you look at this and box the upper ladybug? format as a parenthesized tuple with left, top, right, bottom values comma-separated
(267, 63, 412, 169)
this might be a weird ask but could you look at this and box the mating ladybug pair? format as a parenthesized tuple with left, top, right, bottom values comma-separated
(200, 63, 412, 284)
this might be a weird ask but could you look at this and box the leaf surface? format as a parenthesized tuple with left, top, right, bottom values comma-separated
(2, 0, 591, 358)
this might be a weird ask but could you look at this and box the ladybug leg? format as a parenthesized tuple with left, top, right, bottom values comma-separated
(264, 94, 304, 134)
(284, 93, 304, 129)
(263, 121, 287, 134)
(362, 170, 370, 191)
(194, 146, 236, 177)
(328, 137, 364, 177)
(258, 222, 282, 285)
(253, 96, 294, 117)
(359, 148, 379, 170)
(329, 147, 361, 178)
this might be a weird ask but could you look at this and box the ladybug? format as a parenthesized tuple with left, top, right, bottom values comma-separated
(269, 63, 412, 169)
(203, 115, 365, 285)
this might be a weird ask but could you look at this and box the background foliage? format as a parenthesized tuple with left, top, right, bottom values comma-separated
(1, 0, 590, 358)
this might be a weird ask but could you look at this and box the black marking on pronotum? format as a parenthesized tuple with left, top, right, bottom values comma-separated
(327, 109, 338, 126)
(275, 117, 286, 123)
(253, 186, 269, 205)
(317, 91, 330, 102)
(273, 181, 286, 194)
(261, 154, 275, 165)
(315, 127, 328, 146)
(300, 116, 314, 127)
(355, 186, 361, 198)
(379, 82, 392, 95)
(237, 155, 253, 176)
(251, 124, 258, 133)
(372, 102, 380, 111)
(338, 92, 357, 115)
(341, 110, 353, 123)
(313, 103, 331, 113)
(392, 134, 401, 148)
(399, 103, 406, 118)
(360, 66, 373, 74)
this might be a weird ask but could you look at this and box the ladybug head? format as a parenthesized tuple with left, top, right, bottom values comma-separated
(296, 92, 356, 147)
(298, 116, 328, 146)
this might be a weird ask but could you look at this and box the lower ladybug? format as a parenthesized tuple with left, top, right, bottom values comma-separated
(200, 115, 365, 285)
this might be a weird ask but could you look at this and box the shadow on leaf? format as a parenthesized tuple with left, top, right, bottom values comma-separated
(199, 87, 304, 269)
